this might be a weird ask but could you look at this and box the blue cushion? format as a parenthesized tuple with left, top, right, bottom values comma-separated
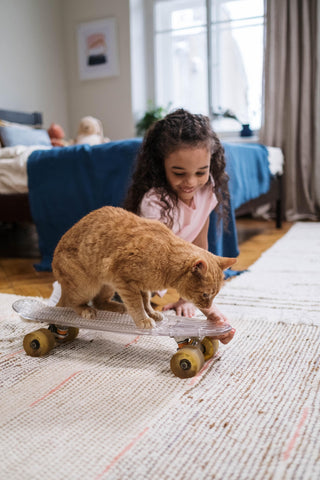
(0, 125, 51, 147)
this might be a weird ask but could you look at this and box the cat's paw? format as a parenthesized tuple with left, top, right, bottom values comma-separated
(136, 316, 156, 329)
(79, 306, 97, 320)
(149, 311, 164, 322)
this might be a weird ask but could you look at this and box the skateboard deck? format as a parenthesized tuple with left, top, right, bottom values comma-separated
(13, 298, 231, 378)
(12, 298, 232, 338)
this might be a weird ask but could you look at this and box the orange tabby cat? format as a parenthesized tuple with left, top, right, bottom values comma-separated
(52, 206, 236, 328)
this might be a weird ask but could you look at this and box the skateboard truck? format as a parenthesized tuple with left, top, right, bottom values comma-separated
(48, 324, 71, 340)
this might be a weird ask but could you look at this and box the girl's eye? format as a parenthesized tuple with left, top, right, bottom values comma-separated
(172, 172, 206, 177)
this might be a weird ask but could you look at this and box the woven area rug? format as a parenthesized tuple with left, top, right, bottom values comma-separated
(1, 222, 320, 480)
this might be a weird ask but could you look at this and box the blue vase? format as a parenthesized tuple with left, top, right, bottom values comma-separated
(240, 124, 253, 137)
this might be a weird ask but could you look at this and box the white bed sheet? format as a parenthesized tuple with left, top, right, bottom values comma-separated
(0, 145, 51, 194)
(0, 145, 284, 195)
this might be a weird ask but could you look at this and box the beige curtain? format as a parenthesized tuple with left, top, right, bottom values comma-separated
(260, 0, 320, 221)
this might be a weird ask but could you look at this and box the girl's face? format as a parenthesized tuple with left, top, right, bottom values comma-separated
(164, 147, 211, 206)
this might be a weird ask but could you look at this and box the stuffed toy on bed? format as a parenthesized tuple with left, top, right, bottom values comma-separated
(48, 123, 67, 147)
(75, 116, 110, 146)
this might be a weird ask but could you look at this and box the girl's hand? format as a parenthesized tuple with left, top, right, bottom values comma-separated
(162, 300, 236, 343)
(201, 303, 236, 344)
(210, 328, 235, 345)
(162, 298, 196, 317)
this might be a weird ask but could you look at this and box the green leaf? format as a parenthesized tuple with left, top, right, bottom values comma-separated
(136, 102, 171, 136)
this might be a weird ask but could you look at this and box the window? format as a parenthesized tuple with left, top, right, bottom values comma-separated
(148, 0, 265, 132)
(154, 0, 208, 116)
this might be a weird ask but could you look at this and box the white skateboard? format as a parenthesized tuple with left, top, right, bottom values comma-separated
(13, 298, 231, 378)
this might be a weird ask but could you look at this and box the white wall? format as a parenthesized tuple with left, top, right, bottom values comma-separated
(0, 0, 135, 140)
(0, 0, 69, 133)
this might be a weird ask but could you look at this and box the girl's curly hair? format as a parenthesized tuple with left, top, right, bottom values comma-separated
(123, 108, 230, 228)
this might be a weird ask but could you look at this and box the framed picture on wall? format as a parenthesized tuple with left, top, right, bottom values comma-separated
(77, 17, 119, 80)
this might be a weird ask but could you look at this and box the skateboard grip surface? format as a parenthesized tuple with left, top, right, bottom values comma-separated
(12, 298, 232, 337)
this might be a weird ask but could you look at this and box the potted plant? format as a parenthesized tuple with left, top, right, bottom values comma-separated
(212, 108, 253, 137)
(136, 102, 171, 136)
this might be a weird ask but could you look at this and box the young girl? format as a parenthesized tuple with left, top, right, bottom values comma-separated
(124, 108, 235, 344)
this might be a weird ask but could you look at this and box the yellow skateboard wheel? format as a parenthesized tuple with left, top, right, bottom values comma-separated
(65, 327, 79, 342)
(201, 337, 219, 361)
(23, 328, 56, 357)
(170, 347, 205, 378)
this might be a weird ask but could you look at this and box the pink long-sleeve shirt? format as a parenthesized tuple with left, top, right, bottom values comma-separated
(140, 181, 218, 243)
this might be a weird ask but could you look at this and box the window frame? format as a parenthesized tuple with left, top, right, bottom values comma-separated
(142, 0, 265, 135)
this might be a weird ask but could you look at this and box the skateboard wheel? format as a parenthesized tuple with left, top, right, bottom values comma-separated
(64, 327, 79, 342)
(201, 337, 219, 361)
(170, 347, 205, 378)
(23, 328, 55, 357)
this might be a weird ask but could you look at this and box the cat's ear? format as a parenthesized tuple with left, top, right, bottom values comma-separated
(191, 259, 208, 275)
(217, 256, 237, 270)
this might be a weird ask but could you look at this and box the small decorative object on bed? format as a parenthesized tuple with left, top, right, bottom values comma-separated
(48, 123, 67, 147)
(75, 116, 110, 145)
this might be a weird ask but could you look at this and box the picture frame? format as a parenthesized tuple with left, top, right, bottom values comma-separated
(77, 17, 119, 81)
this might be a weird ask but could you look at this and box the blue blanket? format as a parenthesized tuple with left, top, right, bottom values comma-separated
(223, 143, 270, 209)
(27, 140, 269, 271)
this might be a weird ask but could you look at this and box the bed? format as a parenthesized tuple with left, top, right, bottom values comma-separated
(232, 145, 284, 228)
(0, 109, 284, 271)
(0, 109, 52, 223)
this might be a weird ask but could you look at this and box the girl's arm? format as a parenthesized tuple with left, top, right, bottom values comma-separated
(192, 217, 209, 250)
(163, 216, 210, 317)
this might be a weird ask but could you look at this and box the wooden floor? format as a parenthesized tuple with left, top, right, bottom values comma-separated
(0, 218, 292, 298)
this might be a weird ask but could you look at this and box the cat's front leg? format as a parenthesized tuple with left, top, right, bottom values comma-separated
(116, 287, 155, 329)
(93, 285, 127, 314)
(141, 291, 163, 322)
(57, 288, 96, 319)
